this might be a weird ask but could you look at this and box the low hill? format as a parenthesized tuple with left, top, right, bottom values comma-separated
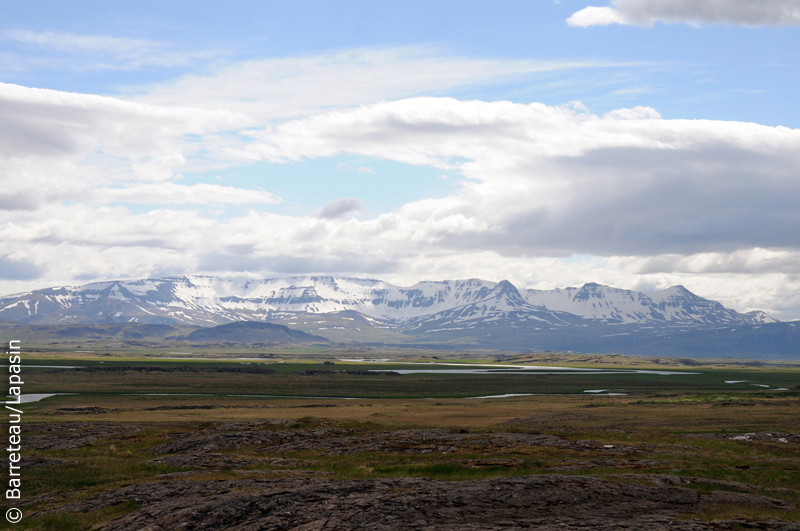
(182, 321, 329, 345)
(0, 320, 329, 347)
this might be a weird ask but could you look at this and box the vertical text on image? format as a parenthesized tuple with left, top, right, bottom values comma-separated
(6, 340, 23, 508)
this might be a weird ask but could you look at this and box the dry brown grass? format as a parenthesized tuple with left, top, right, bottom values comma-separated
(24, 392, 800, 434)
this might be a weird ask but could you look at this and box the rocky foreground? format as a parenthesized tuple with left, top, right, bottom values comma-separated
(23, 421, 800, 530)
(35, 474, 795, 531)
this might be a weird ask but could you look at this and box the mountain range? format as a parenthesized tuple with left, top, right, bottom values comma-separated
(0, 275, 796, 357)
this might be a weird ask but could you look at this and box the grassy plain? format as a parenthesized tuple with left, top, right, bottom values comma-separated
(5, 351, 800, 529)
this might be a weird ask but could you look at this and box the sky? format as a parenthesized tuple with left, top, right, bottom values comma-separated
(1, 0, 800, 320)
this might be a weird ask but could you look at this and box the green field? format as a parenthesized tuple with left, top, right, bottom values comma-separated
(13, 355, 800, 399)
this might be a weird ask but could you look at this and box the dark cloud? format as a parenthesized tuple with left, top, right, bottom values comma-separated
(0, 257, 42, 280)
(0, 192, 39, 211)
(615, 0, 800, 26)
(570, 0, 800, 27)
(449, 146, 800, 258)
(318, 197, 362, 219)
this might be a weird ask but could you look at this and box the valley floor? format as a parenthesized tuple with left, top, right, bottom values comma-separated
(7, 354, 800, 530)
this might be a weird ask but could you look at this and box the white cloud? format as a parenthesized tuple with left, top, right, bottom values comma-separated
(0, 82, 244, 160)
(129, 46, 640, 121)
(0, 81, 248, 206)
(567, 6, 629, 26)
(357, 166, 376, 174)
(2, 29, 217, 69)
(6, 30, 157, 54)
(568, 0, 800, 28)
(95, 183, 280, 205)
(228, 98, 800, 290)
(3, 77, 800, 318)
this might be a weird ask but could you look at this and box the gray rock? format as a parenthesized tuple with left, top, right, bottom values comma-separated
(37, 475, 796, 531)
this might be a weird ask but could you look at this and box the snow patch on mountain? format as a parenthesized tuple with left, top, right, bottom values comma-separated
(521, 282, 776, 326)
(0, 275, 776, 328)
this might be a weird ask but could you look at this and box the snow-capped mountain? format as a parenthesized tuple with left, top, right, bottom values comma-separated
(1, 275, 793, 356)
(401, 280, 588, 334)
(0, 275, 774, 328)
(0, 276, 500, 325)
(521, 282, 775, 326)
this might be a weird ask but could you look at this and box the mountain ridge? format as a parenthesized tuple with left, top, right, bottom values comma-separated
(0, 275, 792, 357)
(0, 274, 774, 327)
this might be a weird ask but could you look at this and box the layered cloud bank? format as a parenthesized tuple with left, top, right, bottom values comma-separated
(1, 79, 799, 319)
(246, 97, 800, 256)
(568, 0, 800, 28)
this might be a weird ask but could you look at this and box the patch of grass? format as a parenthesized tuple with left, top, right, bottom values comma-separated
(20, 358, 800, 399)
(288, 416, 319, 429)
(406, 463, 486, 479)
(25, 457, 178, 498)
(19, 501, 140, 531)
